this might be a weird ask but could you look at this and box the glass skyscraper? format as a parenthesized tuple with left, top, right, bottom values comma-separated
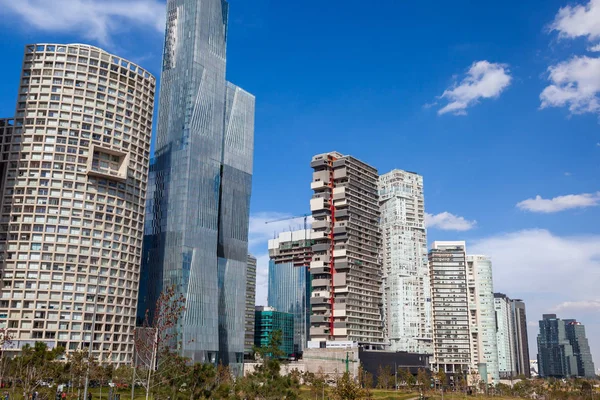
(138, 0, 255, 375)
(267, 230, 312, 356)
(537, 314, 578, 378)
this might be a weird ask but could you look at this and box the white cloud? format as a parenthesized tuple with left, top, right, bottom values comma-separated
(589, 44, 600, 52)
(0, 0, 165, 46)
(554, 300, 600, 312)
(550, 0, 600, 41)
(248, 212, 313, 305)
(470, 229, 600, 363)
(438, 61, 512, 116)
(516, 192, 600, 213)
(540, 56, 600, 114)
(425, 212, 476, 231)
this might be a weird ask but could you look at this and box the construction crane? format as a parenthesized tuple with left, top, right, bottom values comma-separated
(264, 213, 311, 232)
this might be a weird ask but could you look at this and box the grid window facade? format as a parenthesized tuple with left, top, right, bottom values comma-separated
(379, 170, 432, 354)
(429, 242, 471, 376)
(0, 43, 155, 366)
(138, 0, 255, 377)
(310, 152, 384, 345)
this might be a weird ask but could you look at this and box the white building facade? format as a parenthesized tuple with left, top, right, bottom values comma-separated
(429, 241, 471, 379)
(379, 170, 431, 354)
(0, 44, 154, 365)
(467, 255, 500, 384)
(494, 293, 517, 378)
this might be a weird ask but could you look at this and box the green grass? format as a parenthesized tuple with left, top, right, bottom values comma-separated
(299, 387, 419, 400)
(6, 388, 146, 400)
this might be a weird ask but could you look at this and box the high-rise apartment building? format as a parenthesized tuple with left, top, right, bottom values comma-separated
(429, 242, 471, 379)
(510, 299, 531, 377)
(309, 152, 383, 346)
(245, 255, 257, 356)
(378, 169, 431, 354)
(494, 294, 531, 379)
(537, 314, 578, 378)
(139, 0, 255, 375)
(466, 255, 499, 384)
(494, 294, 516, 378)
(268, 229, 312, 355)
(0, 44, 155, 365)
(564, 319, 596, 378)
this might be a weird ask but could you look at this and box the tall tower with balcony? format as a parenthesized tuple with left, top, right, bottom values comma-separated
(309, 151, 383, 347)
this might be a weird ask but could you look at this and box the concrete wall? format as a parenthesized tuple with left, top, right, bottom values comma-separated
(303, 348, 360, 378)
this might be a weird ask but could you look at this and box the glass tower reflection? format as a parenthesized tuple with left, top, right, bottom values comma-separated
(138, 0, 255, 376)
(267, 230, 312, 355)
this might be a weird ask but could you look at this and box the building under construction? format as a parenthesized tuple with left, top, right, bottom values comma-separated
(309, 151, 384, 346)
(268, 229, 313, 355)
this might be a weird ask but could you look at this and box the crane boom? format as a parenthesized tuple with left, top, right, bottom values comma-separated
(264, 213, 311, 231)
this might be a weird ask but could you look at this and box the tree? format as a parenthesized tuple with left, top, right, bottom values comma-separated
(581, 380, 593, 399)
(435, 369, 446, 389)
(417, 368, 429, 391)
(152, 351, 190, 399)
(135, 285, 186, 400)
(398, 368, 416, 391)
(236, 330, 300, 399)
(358, 365, 373, 390)
(376, 364, 393, 389)
(67, 350, 97, 398)
(255, 329, 286, 360)
(112, 365, 134, 387)
(0, 328, 13, 387)
(305, 367, 329, 400)
(10, 342, 65, 398)
(92, 363, 113, 400)
(331, 372, 366, 400)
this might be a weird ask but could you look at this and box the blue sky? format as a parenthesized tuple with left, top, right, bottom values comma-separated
(1, 0, 599, 367)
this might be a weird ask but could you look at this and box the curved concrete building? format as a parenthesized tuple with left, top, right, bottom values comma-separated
(0, 44, 155, 365)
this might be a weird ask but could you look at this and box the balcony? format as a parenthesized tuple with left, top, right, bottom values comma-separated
(311, 180, 328, 190)
(310, 297, 329, 306)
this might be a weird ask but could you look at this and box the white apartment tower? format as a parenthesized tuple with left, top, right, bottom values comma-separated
(429, 241, 471, 379)
(309, 152, 383, 346)
(0, 44, 154, 365)
(379, 170, 431, 354)
(494, 293, 517, 378)
(467, 255, 500, 384)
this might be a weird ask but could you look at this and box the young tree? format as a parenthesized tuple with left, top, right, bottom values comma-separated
(435, 369, 446, 389)
(236, 330, 300, 399)
(135, 285, 186, 400)
(67, 350, 97, 398)
(305, 367, 329, 400)
(331, 372, 365, 400)
(92, 363, 113, 400)
(398, 368, 415, 391)
(0, 328, 13, 388)
(416, 368, 429, 392)
(12, 342, 65, 398)
(376, 364, 393, 389)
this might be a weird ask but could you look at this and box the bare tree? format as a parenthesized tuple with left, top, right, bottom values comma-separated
(134, 285, 186, 400)
(0, 328, 13, 387)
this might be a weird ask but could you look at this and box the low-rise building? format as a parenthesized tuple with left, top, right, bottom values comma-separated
(254, 306, 294, 358)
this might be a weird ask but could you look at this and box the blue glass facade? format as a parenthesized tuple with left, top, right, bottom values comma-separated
(254, 308, 295, 358)
(268, 261, 311, 355)
(138, 0, 255, 376)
